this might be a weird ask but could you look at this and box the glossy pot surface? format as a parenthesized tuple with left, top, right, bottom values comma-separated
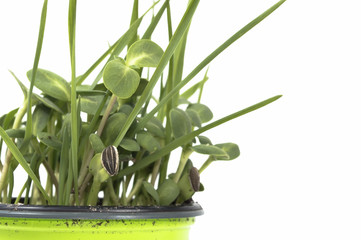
(0, 203, 203, 240)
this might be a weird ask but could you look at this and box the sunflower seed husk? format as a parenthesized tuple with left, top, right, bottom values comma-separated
(101, 145, 119, 176)
(189, 167, 200, 192)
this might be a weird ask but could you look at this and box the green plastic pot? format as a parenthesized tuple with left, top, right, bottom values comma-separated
(0, 202, 203, 240)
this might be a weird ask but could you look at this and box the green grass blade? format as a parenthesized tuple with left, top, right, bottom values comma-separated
(128, 0, 139, 48)
(197, 67, 209, 103)
(117, 95, 282, 179)
(171, 20, 191, 108)
(157, 2, 175, 185)
(68, 0, 79, 205)
(142, 0, 169, 39)
(76, 43, 118, 86)
(25, 0, 48, 141)
(134, 0, 286, 133)
(112, 0, 200, 147)
(58, 122, 71, 205)
(180, 67, 209, 100)
(0, 127, 53, 204)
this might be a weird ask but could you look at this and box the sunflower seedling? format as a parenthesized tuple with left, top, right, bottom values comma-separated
(0, 0, 285, 206)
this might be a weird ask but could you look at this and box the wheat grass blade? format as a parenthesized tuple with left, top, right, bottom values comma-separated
(134, 0, 286, 133)
(25, 0, 48, 141)
(68, 0, 79, 205)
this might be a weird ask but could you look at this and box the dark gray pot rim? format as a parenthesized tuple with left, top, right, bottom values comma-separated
(0, 202, 204, 220)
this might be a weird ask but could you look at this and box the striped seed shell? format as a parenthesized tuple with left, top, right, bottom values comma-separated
(101, 145, 119, 176)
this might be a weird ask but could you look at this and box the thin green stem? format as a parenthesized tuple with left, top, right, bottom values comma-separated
(79, 172, 92, 203)
(199, 156, 214, 174)
(125, 177, 143, 205)
(150, 159, 161, 186)
(173, 148, 193, 183)
(42, 158, 59, 193)
(121, 173, 132, 205)
(87, 179, 101, 206)
(97, 95, 118, 136)
(77, 92, 109, 186)
(77, 94, 116, 186)
(14, 181, 28, 204)
(0, 101, 28, 194)
(106, 180, 119, 205)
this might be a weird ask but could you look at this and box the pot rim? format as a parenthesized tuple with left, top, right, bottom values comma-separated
(0, 202, 204, 220)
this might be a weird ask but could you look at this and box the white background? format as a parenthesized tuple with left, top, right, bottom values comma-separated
(1, 0, 361, 239)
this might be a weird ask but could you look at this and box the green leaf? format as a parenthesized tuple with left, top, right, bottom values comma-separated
(112, 0, 200, 147)
(119, 138, 140, 152)
(9, 70, 36, 100)
(80, 95, 117, 116)
(1, 108, 18, 130)
(101, 112, 128, 146)
(142, 181, 160, 205)
(9, 71, 63, 113)
(157, 179, 180, 206)
(126, 39, 164, 68)
(191, 144, 229, 159)
(76, 86, 107, 96)
(185, 109, 202, 128)
(34, 95, 63, 113)
(144, 117, 165, 138)
(116, 95, 282, 179)
(215, 143, 240, 160)
(136, 131, 160, 153)
(118, 104, 134, 116)
(178, 98, 191, 105)
(197, 135, 212, 145)
(170, 108, 192, 139)
(88, 153, 107, 181)
(32, 104, 51, 135)
(103, 59, 140, 99)
(0, 127, 53, 204)
(38, 132, 62, 151)
(0, 115, 5, 127)
(187, 103, 213, 123)
(5, 129, 25, 139)
(89, 7, 147, 89)
(27, 69, 71, 102)
(133, 78, 149, 97)
(89, 133, 105, 154)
